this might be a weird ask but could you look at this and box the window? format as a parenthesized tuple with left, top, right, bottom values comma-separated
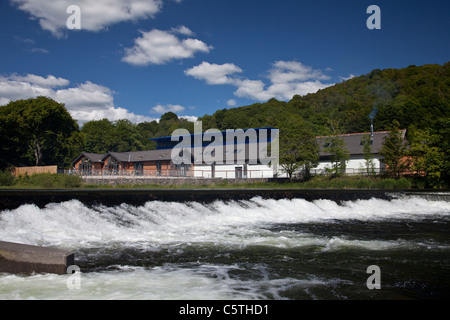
(134, 163, 143, 176)
(156, 161, 162, 176)
(79, 159, 92, 175)
(107, 158, 120, 175)
(175, 163, 191, 177)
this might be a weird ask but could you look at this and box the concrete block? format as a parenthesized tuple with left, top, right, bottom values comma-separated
(0, 241, 75, 275)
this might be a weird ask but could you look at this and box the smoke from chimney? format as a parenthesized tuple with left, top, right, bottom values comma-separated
(369, 106, 378, 138)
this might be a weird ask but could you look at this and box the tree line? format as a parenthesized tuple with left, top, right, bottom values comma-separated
(0, 63, 448, 187)
(0, 98, 193, 170)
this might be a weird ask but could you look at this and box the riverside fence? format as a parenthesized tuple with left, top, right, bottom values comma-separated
(58, 167, 413, 180)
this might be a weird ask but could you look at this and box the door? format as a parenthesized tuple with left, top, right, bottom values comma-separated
(235, 167, 243, 179)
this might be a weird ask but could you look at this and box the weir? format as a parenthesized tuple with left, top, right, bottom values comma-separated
(0, 189, 448, 211)
(0, 241, 74, 275)
(0, 189, 400, 210)
(0, 194, 449, 298)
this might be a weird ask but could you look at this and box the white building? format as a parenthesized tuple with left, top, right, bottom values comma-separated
(73, 128, 406, 179)
(313, 130, 407, 176)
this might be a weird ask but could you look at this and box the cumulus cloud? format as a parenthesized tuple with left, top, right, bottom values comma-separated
(185, 60, 333, 101)
(0, 74, 54, 99)
(10, 73, 70, 87)
(269, 61, 330, 84)
(170, 25, 194, 36)
(151, 104, 185, 114)
(179, 115, 198, 122)
(340, 74, 356, 82)
(70, 107, 158, 124)
(122, 27, 212, 66)
(0, 73, 156, 123)
(10, 0, 164, 37)
(184, 61, 242, 85)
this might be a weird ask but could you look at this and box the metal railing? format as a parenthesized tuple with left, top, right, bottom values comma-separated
(59, 167, 421, 179)
(60, 168, 277, 179)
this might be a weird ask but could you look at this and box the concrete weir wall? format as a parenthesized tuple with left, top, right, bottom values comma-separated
(0, 241, 74, 275)
(0, 189, 400, 210)
(0, 189, 449, 211)
(0, 189, 448, 212)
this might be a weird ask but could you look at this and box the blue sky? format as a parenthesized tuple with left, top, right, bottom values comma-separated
(0, 0, 449, 124)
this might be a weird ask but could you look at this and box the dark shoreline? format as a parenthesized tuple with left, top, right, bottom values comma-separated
(0, 189, 448, 210)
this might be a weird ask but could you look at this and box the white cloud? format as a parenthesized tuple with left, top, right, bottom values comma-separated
(71, 107, 158, 124)
(232, 79, 267, 100)
(0, 74, 54, 99)
(227, 99, 237, 106)
(171, 25, 194, 36)
(53, 81, 115, 110)
(150, 104, 199, 123)
(180, 115, 198, 122)
(122, 28, 212, 66)
(340, 74, 356, 82)
(10, 74, 70, 87)
(184, 61, 242, 85)
(0, 73, 155, 123)
(152, 104, 185, 114)
(269, 61, 330, 84)
(10, 0, 164, 37)
(185, 60, 334, 101)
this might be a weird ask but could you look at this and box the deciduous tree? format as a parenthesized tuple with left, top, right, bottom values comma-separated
(278, 116, 319, 179)
(379, 120, 408, 178)
(0, 96, 79, 167)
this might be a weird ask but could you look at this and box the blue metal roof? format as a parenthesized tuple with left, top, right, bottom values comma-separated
(150, 127, 278, 150)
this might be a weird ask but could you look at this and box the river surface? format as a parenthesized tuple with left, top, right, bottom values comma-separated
(0, 196, 449, 300)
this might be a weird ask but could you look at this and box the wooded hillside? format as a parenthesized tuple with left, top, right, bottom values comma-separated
(1, 63, 448, 185)
(199, 63, 449, 137)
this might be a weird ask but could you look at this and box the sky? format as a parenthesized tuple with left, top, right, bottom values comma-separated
(0, 0, 449, 125)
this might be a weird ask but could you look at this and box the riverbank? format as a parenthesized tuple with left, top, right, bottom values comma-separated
(1, 172, 441, 190)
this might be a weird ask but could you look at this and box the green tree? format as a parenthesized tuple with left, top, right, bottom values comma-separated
(0, 96, 80, 167)
(0, 113, 21, 169)
(81, 119, 117, 153)
(136, 121, 159, 150)
(160, 112, 179, 122)
(278, 117, 319, 179)
(114, 119, 144, 152)
(323, 135, 350, 177)
(361, 134, 376, 175)
(408, 127, 445, 187)
(62, 131, 85, 168)
(379, 120, 408, 178)
(434, 117, 450, 185)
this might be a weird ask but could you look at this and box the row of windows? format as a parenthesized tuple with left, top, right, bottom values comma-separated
(77, 159, 191, 176)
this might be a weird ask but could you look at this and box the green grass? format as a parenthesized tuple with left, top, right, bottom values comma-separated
(0, 171, 437, 190)
(77, 176, 416, 190)
(1, 172, 82, 189)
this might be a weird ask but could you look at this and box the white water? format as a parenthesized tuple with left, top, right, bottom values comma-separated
(1, 197, 449, 300)
(0, 197, 448, 250)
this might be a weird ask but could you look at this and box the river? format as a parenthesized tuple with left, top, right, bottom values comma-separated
(0, 195, 449, 300)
